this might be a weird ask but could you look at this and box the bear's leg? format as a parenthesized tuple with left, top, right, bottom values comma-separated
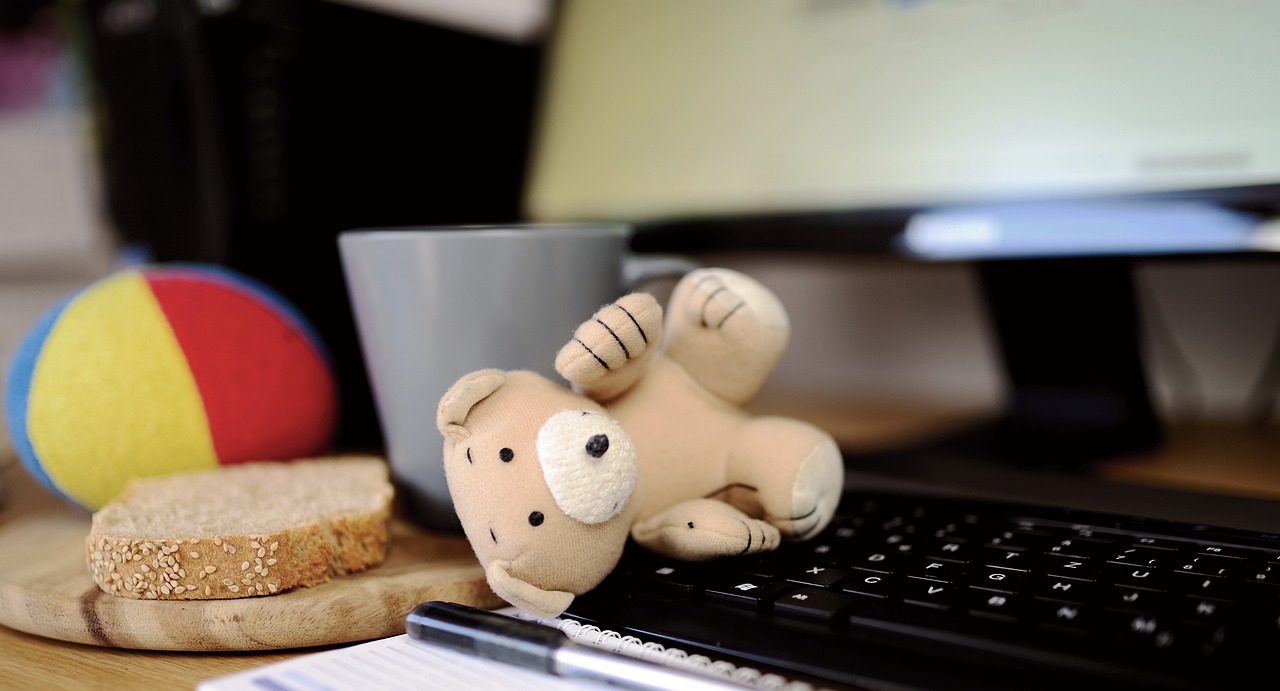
(724, 417, 844, 541)
(662, 268, 790, 405)
(631, 498, 781, 561)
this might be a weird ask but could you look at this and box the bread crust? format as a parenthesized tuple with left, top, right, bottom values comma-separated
(86, 459, 393, 600)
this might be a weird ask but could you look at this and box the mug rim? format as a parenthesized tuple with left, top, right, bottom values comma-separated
(339, 223, 631, 242)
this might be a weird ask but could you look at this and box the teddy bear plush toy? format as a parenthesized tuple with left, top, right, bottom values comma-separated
(436, 267, 844, 618)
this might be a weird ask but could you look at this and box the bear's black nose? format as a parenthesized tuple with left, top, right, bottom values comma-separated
(585, 434, 609, 458)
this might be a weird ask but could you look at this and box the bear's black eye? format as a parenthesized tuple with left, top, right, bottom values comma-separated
(585, 434, 609, 458)
(528, 511, 544, 527)
(499, 448, 514, 462)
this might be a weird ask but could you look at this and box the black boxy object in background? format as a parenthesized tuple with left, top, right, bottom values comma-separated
(76, 0, 544, 449)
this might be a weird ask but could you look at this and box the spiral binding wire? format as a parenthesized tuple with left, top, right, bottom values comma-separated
(514, 612, 822, 691)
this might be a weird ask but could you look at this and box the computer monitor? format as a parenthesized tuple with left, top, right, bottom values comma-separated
(522, 0, 1280, 465)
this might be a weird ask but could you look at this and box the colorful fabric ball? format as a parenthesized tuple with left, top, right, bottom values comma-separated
(4, 264, 339, 510)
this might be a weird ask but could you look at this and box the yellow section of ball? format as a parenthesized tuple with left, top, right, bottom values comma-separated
(25, 270, 219, 510)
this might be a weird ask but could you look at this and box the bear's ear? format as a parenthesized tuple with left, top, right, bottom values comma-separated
(486, 560, 575, 618)
(436, 369, 506, 443)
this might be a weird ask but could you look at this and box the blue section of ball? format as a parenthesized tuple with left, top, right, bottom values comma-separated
(5, 291, 79, 505)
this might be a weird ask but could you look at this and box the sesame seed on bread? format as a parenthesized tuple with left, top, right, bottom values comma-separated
(86, 456, 394, 600)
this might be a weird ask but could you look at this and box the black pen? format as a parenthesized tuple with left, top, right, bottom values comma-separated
(405, 601, 746, 690)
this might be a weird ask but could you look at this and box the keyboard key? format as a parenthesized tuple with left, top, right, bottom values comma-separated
(1176, 555, 1246, 579)
(1105, 610, 1169, 636)
(982, 546, 1034, 568)
(841, 568, 894, 599)
(1044, 537, 1114, 559)
(1034, 575, 1094, 603)
(846, 600, 1119, 670)
(626, 561, 705, 596)
(1169, 573, 1240, 602)
(1101, 562, 1171, 591)
(876, 514, 913, 532)
(900, 577, 957, 609)
(828, 524, 859, 541)
(1107, 546, 1175, 569)
(1101, 585, 1169, 612)
(986, 529, 1052, 551)
(907, 558, 963, 583)
(1180, 597, 1235, 626)
(705, 577, 788, 611)
(877, 536, 920, 556)
(965, 588, 1023, 622)
(784, 565, 849, 588)
(731, 553, 784, 580)
(793, 541, 842, 563)
(1176, 622, 1229, 657)
(1062, 526, 1122, 543)
(925, 537, 976, 562)
(772, 586, 863, 624)
(1197, 544, 1266, 560)
(1130, 536, 1188, 551)
(1039, 553, 1098, 578)
(930, 521, 989, 544)
(1247, 564, 1278, 585)
(1102, 611, 1180, 651)
(1032, 599, 1094, 634)
(846, 549, 906, 574)
(969, 566, 1029, 593)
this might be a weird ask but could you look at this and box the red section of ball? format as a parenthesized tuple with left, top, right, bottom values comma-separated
(146, 270, 338, 464)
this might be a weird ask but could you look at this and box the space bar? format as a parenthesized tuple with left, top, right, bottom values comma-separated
(845, 603, 1186, 687)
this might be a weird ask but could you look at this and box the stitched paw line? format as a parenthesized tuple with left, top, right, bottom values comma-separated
(558, 294, 661, 386)
(712, 300, 746, 328)
(573, 310, 647, 373)
(736, 518, 758, 555)
(774, 502, 831, 541)
(695, 275, 726, 328)
(694, 276, 747, 329)
(700, 285, 727, 328)
(572, 338, 610, 371)
(616, 304, 649, 344)
(789, 515, 825, 541)
(681, 517, 775, 556)
(596, 318, 630, 359)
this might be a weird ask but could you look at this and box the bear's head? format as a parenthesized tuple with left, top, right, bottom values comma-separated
(437, 369, 640, 617)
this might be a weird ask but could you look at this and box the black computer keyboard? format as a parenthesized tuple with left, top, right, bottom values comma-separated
(562, 490, 1280, 691)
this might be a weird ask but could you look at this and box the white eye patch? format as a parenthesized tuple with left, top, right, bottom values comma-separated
(536, 410, 638, 525)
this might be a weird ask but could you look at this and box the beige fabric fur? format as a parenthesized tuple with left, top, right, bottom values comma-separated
(438, 268, 843, 618)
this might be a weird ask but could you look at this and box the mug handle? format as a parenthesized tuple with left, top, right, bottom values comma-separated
(622, 253, 701, 291)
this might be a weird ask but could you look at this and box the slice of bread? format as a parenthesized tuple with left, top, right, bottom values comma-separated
(86, 456, 394, 600)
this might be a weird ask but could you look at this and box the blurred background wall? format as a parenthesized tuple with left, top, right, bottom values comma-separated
(3, 0, 1278, 464)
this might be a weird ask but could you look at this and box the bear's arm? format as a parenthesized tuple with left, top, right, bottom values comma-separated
(555, 292, 664, 402)
(630, 498, 780, 560)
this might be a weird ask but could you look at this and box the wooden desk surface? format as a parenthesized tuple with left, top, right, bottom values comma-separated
(0, 454, 302, 689)
(3, 401, 1279, 690)
(0, 624, 304, 690)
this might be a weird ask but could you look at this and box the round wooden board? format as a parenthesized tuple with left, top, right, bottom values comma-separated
(0, 460, 502, 651)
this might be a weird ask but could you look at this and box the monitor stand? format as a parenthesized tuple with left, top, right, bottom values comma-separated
(940, 257, 1164, 468)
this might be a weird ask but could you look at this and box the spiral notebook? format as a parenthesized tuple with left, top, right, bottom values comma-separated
(198, 607, 821, 691)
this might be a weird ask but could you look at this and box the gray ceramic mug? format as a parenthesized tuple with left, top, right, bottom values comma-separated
(338, 224, 697, 530)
